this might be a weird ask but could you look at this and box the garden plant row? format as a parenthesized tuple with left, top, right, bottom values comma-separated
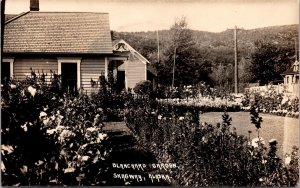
(1, 73, 128, 186)
(124, 97, 299, 186)
(1, 72, 299, 186)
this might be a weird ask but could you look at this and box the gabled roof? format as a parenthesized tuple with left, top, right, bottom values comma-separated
(112, 39, 150, 64)
(4, 11, 113, 54)
(112, 39, 157, 75)
(281, 68, 298, 75)
(281, 60, 299, 75)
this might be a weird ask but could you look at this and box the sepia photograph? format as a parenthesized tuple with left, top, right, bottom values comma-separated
(1, 0, 299, 186)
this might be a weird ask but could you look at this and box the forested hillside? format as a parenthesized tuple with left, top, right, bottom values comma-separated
(111, 23, 298, 90)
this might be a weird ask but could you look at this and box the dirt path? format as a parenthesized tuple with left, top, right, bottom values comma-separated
(101, 122, 171, 186)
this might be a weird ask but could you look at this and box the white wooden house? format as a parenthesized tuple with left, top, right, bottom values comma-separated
(111, 39, 155, 90)
(246, 60, 299, 97)
(2, 0, 155, 95)
(280, 60, 299, 97)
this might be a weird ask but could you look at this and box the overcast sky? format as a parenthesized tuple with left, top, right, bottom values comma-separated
(5, 0, 299, 32)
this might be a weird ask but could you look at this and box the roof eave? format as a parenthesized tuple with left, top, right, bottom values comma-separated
(5, 11, 30, 24)
(2, 51, 114, 57)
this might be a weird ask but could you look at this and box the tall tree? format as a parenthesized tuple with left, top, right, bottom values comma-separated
(250, 40, 293, 85)
(159, 17, 212, 86)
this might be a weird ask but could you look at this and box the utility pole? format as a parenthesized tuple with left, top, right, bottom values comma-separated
(157, 30, 160, 64)
(172, 47, 176, 89)
(156, 30, 160, 91)
(295, 37, 298, 61)
(234, 26, 238, 94)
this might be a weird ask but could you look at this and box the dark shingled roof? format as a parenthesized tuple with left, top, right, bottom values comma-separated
(281, 61, 299, 75)
(281, 68, 299, 75)
(5, 14, 18, 21)
(4, 12, 113, 54)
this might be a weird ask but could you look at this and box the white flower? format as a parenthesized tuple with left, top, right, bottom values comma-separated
(35, 160, 44, 166)
(86, 127, 98, 132)
(64, 167, 75, 173)
(1, 144, 14, 154)
(56, 125, 66, 131)
(50, 115, 55, 121)
(81, 156, 89, 161)
(179, 116, 184, 121)
(27, 86, 37, 97)
(251, 137, 265, 148)
(21, 123, 28, 132)
(96, 133, 107, 143)
(46, 129, 56, 135)
(285, 155, 291, 165)
(59, 130, 75, 142)
(281, 97, 289, 104)
(20, 165, 28, 174)
(1, 161, 6, 172)
(158, 115, 162, 120)
(42, 118, 50, 126)
(262, 159, 267, 164)
(10, 84, 16, 89)
(21, 90, 25, 97)
(39, 111, 47, 119)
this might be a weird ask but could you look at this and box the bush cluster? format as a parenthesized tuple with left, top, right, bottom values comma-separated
(90, 75, 131, 121)
(155, 82, 235, 100)
(1, 73, 112, 186)
(242, 87, 299, 118)
(125, 97, 299, 186)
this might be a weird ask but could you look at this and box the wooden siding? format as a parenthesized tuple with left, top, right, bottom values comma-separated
(80, 58, 105, 95)
(126, 58, 146, 90)
(13, 58, 57, 83)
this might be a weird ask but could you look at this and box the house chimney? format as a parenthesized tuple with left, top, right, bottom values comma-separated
(30, 0, 39, 11)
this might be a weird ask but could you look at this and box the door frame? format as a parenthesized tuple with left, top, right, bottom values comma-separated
(57, 57, 81, 89)
(2, 58, 14, 78)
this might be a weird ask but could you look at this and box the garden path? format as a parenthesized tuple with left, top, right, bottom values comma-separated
(101, 121, 171, 186)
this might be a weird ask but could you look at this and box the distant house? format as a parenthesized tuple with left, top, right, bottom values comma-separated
(280, 60, 299, 97)
(2, 0, 155, 94)
(246, 60, 299, 97)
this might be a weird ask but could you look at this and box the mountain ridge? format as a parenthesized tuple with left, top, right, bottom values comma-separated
(112, 24, 298, 65)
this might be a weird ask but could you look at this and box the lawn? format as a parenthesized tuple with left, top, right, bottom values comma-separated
(200, 112, 299, 158)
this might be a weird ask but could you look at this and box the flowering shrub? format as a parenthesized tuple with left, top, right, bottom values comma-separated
(125, 97, 299, 186)
(90, 75, 128, 121)
(1, 74, 111, 185)
(242, 87, 299, 118)
(157, 97, 241, 112)
(133, 80, 153, 95)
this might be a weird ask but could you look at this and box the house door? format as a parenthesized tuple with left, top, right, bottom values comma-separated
(116, 70, 125, 92)
(1, 62, 11, 84)
(61, 63, 77, 93)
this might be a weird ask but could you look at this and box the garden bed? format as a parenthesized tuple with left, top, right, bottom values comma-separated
(200, 112, 299, 158)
